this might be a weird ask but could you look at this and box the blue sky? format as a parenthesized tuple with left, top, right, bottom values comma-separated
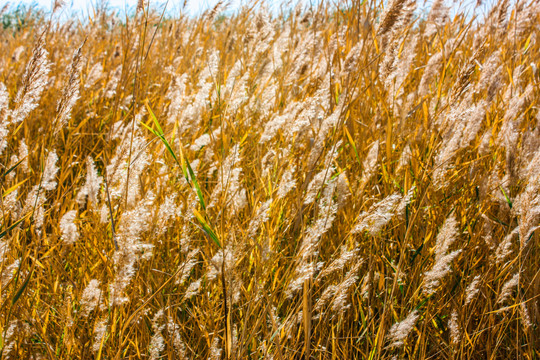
(8, 0, 499, 19)
(9, 0, 287, 17)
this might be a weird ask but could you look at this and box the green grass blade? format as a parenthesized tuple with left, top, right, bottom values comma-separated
(141, 105, 207, 211)
(0, 214, 29, 240)
(344, 127, 361, 167)
(142, 104, 181, 166)
(12, 269, 34, 305)
(499, 185, 512, 209)
(193, 209, 221, 248)
(185, 157, 206, 210)
(0, 158, 24, 181)
(145, 102, 164, 135)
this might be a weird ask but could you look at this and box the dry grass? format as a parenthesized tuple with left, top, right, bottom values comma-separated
(0, 0, 539, 358)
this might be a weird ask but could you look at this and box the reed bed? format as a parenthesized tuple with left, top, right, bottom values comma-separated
(0, 0, 539, 358)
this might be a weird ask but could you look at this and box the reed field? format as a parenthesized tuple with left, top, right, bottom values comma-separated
(0, 0, 539, 358)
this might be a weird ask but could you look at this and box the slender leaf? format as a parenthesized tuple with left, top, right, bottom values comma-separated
(193, 209, 221, 248)
(344, 127, 361, 167)
(0, 158, 24, 181)
(0, 214, 29, 240)
(143, 103, 180, 166)
(185, 157, 206, 210)
(2, 178, 28, 198)
(499, 185, 512, 208)
(12, 269, 34, 305)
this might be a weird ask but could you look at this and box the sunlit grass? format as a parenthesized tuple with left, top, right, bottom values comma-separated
(0, 0, 538, 358)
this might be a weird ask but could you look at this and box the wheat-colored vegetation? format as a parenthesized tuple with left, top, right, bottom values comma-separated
(0, 0, 539, 358)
